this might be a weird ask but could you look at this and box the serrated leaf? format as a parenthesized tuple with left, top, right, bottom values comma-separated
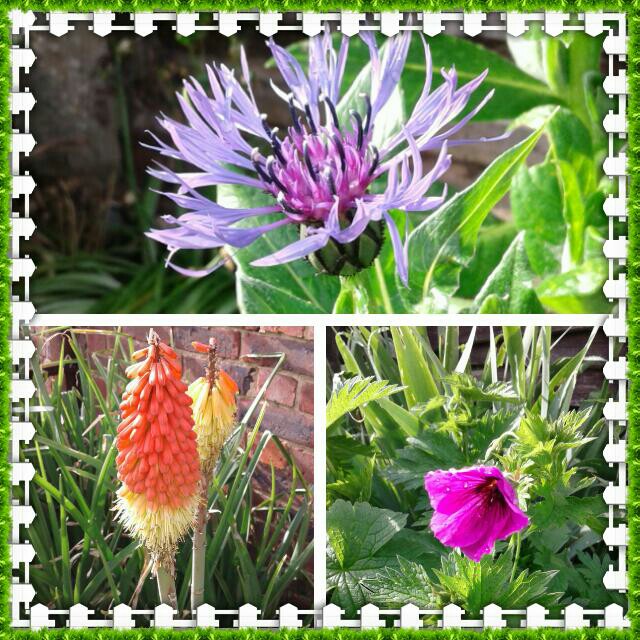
(433, 553, 561, 616)
(385, 431, 466, 490)
(327, 500, 407, 615)
(363, 556, 436, 608)
(327, 376, 404, 427)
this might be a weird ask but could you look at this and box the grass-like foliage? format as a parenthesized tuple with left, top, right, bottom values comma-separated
(326, 326, 624, 620)
(23, 328, 312, 614)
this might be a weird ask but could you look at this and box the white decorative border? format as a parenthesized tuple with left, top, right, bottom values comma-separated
(9, 10, 628, 630)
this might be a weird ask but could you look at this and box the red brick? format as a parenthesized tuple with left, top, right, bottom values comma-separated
(237, 399, 313, 447)
(255, 369, 298, 407)
(298, 380, 314, 414)
(240, 332, 313, 377)
(261, 326, 306, 338)
(174, 327, 240, 359)
(259, 439, 289, 470)
(290, 444, 314, 482)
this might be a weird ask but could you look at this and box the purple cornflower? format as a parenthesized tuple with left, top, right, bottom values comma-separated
(146, 30, 495, 283)
(424, 466, 529, 562)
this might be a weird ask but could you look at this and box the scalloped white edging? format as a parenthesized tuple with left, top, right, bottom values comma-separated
(9, 9, 628, 630)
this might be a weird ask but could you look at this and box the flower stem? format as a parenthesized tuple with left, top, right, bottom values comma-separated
(373, 258, 393, 314)
(510, 532, 522, 582)
(191, 478, 209, 609)
(156, 558, 177, 608)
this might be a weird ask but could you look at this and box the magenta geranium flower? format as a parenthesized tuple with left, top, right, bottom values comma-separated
(145, 30, 497, 283)
(424, 465, 528, 562)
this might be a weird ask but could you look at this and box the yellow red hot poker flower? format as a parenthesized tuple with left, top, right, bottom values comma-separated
(188, 339, 238, 477)
(115, 330, 201, 566)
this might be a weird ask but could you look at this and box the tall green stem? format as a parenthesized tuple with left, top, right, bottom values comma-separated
(191, 479, 209, 609)
(510, 532, 522, 582)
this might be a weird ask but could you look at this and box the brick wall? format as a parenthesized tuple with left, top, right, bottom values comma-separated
(32, 325, 314, 482)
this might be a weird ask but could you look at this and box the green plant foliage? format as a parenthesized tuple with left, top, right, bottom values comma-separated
(24, 329, 312, 614)
(431, 553, 561, 617)
(326, 326, 625, 620)
(326, 375, 404, 427)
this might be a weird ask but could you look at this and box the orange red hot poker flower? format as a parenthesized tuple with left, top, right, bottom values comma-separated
(115, 330, 200, 561)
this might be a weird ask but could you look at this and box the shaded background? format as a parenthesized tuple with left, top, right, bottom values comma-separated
(26, 13, 545, 313)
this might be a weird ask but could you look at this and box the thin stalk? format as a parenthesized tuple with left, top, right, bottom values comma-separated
(192, 338, 218, 610)
(510, 532, 522, 582)
(156, 560, 177, 607)
(191, 478, 209, 609)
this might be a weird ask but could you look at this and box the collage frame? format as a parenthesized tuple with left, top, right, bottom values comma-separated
(2, 4, 636, 638)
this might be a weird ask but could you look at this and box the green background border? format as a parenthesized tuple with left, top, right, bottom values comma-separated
(1, 4, 635, 637)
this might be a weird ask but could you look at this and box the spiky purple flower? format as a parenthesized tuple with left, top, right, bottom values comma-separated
(146, 31, 495, 283)
(424, 466, 529, 562)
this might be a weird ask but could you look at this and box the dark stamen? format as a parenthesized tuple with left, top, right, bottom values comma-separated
(270, 128, 286, 164)
(261, 113, 272, 137)
(368, 146, 379, 176)
(251, 148, 272, 184)
(303, 141, 318, 182)
(350, 110, 364, 150)
(277, 191, 299, 216)
(266, 157, 288, 193)
(361, 93, 372, 133)
(324, 168, 337, 195)
(332, 134, 346, 172)
(323, 95, 340, 129)
(288, 95, 302, 133)
(304, 104, 317, 135)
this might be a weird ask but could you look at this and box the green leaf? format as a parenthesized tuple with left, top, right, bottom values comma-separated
(385, 431, 466, 491)
(457, 222, 518, 297)
(327, 500, 407, 615)
(471, 233, 545, 313)
(433, 553, 561, 616)
(536, 258, 609, 313)
(218, 184, 339, 313)
(511, 162, 564, 277)
(327, 376, 404, 427)
(364, 556, 436, 608)
(404, 121, 548, 309)
(390, 326, 439, 406)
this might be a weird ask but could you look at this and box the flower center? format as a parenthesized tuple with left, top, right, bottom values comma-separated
(477, 477, 506, 507)
(252, 94, 379, 224)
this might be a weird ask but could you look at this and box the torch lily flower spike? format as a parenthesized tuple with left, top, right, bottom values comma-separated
(146, 30, 498, 284)
(115, 330, 201, 573)
(188, 339, 239, 477)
